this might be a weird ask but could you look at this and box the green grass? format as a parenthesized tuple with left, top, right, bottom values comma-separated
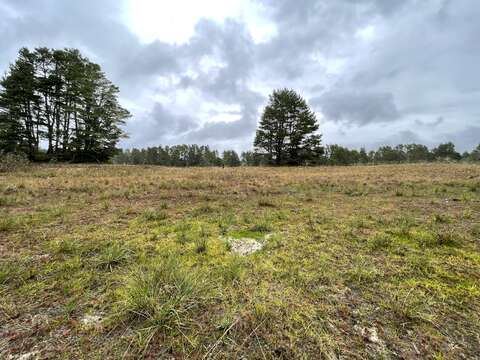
(1, 163, 479, 358)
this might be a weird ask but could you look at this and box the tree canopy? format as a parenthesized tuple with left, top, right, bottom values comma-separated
(0, 47, 130, 162)
(254, 89, 322, 165)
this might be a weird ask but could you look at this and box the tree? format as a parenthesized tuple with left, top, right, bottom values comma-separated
(0, 47, 129, 162)
(468, 144, 480, 161)
(432, 142, 461, 161)
(254, 89, 322, 165)
(223, 150, 241, 167)
(404, 144, 432, 162)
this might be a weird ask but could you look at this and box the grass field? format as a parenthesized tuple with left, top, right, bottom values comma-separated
(1, 164, 479, 359)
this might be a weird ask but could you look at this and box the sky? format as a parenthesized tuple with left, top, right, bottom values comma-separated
(1, 0, 479, 152)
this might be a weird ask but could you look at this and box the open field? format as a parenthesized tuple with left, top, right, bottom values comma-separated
(1, 164, 480, 359)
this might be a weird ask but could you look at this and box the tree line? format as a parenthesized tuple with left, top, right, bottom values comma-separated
(113, 145, 241, 167)
(113, 141, 480, 167)
(0, 47, 129, 162)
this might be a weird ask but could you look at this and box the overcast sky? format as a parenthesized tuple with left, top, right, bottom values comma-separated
(1, 0, 479, 152)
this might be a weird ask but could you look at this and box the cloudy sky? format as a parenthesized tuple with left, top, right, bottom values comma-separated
(1, 0, 479, 152)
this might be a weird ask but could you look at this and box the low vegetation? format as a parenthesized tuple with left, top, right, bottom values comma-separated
(1, 163, 479, 358)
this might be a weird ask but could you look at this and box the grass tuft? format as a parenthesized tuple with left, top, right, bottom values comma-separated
(117, 257, 208, 350)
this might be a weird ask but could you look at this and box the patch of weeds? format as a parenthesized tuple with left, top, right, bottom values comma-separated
(249, 219, 272, 233)
(158, 202, 168, 210)
(368, 232, 394, 251)
(51, 238, 80, 255)
(408, 254, 433, 276)
(63, 300, 78, 319)
(97, 242, 131, 271)
(258, 198, 275, 207)
(432, 213, 450, 224)
(218, 221, 229, 236)
(433, 229, 460, 247)
(192, 204, 215, 216)
(142, 208, 168, 222)
(415, 228, 461, 248)
(174, 222, 193, 244)
(471, 224, 480, 236)
(0, 261, 14, 285)
(395, 189, 404, 197)
(346, 259, 380, 285)
(116, 257, 209, 351)
(384, 287, 432, 322)
(194, 236, 208, 253)
(0, 215, 21, 232)
(222, 256, 245, 283)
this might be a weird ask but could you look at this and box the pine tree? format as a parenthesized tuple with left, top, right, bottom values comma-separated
(254, 89, 322, 165)
(0, 47, 129, 162)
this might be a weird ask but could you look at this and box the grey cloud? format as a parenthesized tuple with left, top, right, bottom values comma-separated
(414, 117, 444, 128)
(1, 0, 479, 151)
(312, 91, 399, 125)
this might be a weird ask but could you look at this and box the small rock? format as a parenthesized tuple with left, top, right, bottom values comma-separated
(31, 314, 49, 327)
(354, 325, 383, 345)
(81, 314, 103, 327)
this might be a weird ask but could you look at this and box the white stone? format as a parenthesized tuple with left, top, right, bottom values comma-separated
(228, 237, 263, 256)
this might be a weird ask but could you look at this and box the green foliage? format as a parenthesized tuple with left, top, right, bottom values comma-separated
(254, 88, 323, 165)
(222, 150, 241, 167)
(0, 47, 129, 161)
(113, 144, 226, 166)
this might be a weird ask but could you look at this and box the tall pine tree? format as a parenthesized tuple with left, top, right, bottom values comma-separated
(254, 89, 322, 165)
(0, 47, 130, 162)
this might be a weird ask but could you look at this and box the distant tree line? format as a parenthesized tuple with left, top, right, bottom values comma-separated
(112, 144, 241, 167)
(113, 142, 480, 167)
(0, 47, 129, 162)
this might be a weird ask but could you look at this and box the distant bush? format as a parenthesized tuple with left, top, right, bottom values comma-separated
(0, 152, 29, 173)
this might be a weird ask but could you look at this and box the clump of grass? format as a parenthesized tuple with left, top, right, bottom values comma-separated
(249, 219, 272, 233)
(142, 208, 168, 221)
(97, 242, 131, 271)
(471, 224, 480, 236)
(433, 229, 460, 247)
(433, 213, 450, 224)
(258, 198, 275, 207)
(0, 261, 14, 285)
(0, 214, 23, 232)
(368, 233, 393, 251)
(346, 263, 380, 285)
(192, 204, 214, 216)
(158, 202, 168, 210)
(222, 256, 245, 283)
(415, 228, 461, 248)
(51, 238, 80, 255)
(385, 287, 432, 322)
(63, 300, 77, 320)
(117, 257, 208, 350)
(194, 236, 208, 253)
